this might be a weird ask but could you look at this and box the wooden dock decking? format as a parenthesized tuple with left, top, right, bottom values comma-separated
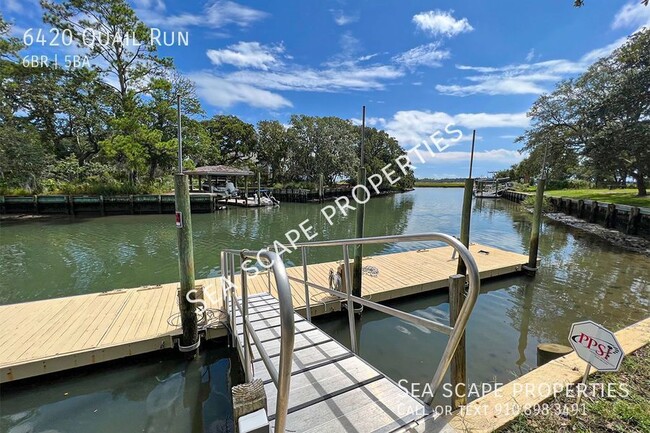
(0, 243, 529, 383)
(233, 293, 436, 432)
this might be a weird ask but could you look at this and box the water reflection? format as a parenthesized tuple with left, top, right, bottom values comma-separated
(0, 345, 239, 433)
(314, 194, 648, 402)
(1, 188, 648, 410)
(0, 191, 415, 304)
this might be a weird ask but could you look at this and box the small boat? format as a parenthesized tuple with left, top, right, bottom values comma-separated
(247, 190, 280, 206)
(473, 177, 512, 198)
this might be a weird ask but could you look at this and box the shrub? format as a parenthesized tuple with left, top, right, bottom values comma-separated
(521, 195, 552, 211)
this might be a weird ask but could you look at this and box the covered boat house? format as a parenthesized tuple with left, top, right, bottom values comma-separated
(184, 165, 254, 196)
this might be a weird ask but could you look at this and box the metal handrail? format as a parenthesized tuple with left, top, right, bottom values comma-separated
(292, 232, 480, 405)
(221, 249, 295, 433)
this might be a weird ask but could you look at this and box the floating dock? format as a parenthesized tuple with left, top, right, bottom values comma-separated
(0, 243, 529, 383)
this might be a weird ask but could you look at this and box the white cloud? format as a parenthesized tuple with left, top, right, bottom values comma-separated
(392, 42, 450, 68)
(131, 0, 165, 12)
(436, 37, 628, 96)
(382, 110, 529, 147)
(136, 0, 267, 29)
(187, 72, 292, 109)
(412, 10, 473, 38)
(330, 9, 359, 26)
(225, 63, 403, 92)
(422, 149, 525, 164)
(2, 0, 26, 13)
(525, 48, 535, 62)
(612, 2, 650, 29)
(350, 117, 387, 127)
(206, 42, 284, 70)
(193, 32, 405, 109)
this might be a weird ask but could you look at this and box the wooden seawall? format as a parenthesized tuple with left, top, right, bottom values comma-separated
(0, 193, 226, 216)
(501, 190, 650, 237)
(0, 243, 529, 383)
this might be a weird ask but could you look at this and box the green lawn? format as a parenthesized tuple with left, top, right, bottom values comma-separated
(502, 344, 650, 433)
(543, 189, 650, 208)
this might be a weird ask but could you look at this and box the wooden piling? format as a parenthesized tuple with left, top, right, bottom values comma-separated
(526, 178, 545, 274)
(627, 207, 641, 235)
(319, 174, 324, 203)
(565, 199, 573, 215)
(589, 201, 599, 223)
(257, 172, 261, 206)
(449, 274, 467, 410)
(536, 343, 572, 366)
(577, 199, 585, 218)
(605, 203, 617, 228)
(244, 177, 249, 207)
(456, 178, 473, 276)
(174, 174, 199, 357)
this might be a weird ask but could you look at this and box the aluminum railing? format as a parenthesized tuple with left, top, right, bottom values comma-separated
(220, 249, 294, 433)
(288, 233, 480, 405)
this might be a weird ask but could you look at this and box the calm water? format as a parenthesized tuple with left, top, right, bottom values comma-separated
(1, 188, 649, 429)
(1, 345, 240, 433)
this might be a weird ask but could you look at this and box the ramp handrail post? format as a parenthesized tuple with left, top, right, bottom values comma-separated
(240, 265, 253, 382)
(291, 232, 481, 403)
(448, 274, 467, 410)
(220, 251, 226, 312)
(424, 238, 479, 406)
(342, 245, 357, 353)
(239, 249, 295, 433)
(229, 253, 237, 347)
(301, 246, 311, 322)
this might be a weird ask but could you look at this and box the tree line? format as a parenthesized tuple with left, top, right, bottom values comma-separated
(0, 1, 414, 195)
(502, 28, 649, 196)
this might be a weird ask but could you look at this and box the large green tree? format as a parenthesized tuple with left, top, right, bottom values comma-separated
(517, 28, 650, 196)
(286, 115, 358, 185)
(257, 120, 289, 183)
(203, 115, 257, 166)
(41, 0, 172, 112)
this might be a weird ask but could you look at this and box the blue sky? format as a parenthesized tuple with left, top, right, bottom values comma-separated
(2, 0, 650, 178)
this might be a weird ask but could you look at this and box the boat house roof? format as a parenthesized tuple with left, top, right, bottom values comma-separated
(184, 165, 253, 177)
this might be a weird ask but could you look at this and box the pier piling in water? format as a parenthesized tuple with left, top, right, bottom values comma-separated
(174, 174, 199, 357)
(449, 274, 468, 410)
(456, 178, 473, 276)
(525, 177, 546, 275)
(174, 95, 198, 357)
(457, 130, 476, 276)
